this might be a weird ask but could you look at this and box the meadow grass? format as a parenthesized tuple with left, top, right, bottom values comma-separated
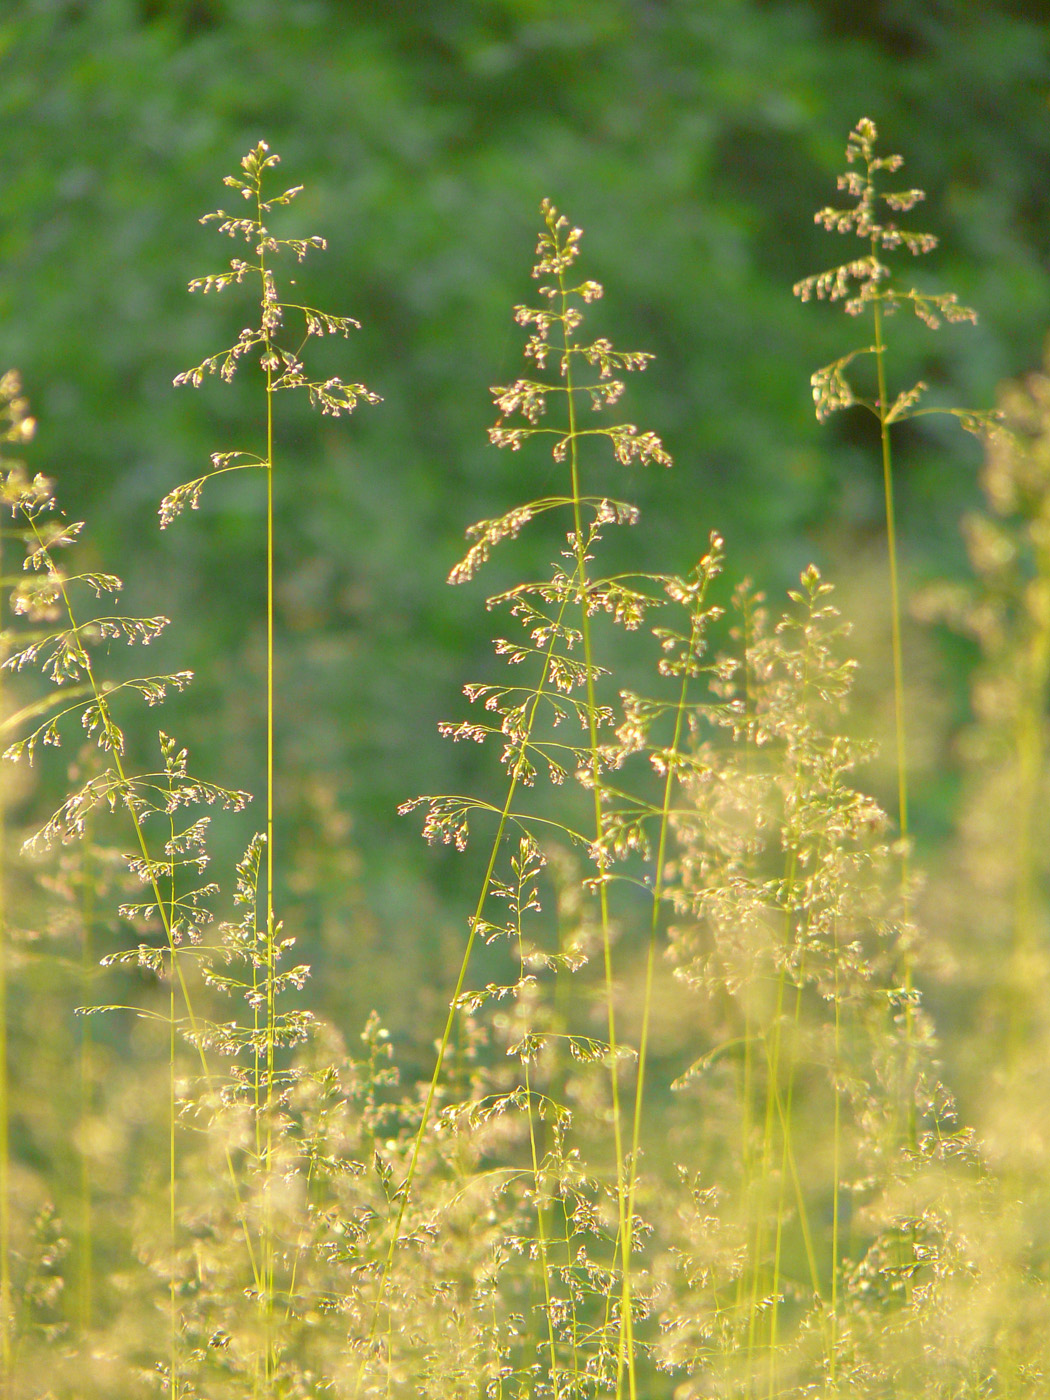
(0, 120, 1046, 1399)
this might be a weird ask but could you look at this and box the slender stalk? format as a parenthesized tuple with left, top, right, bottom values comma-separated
(169, 925, 179, 1400)
(78, 832, 96, 1341)
(393, 200, 667, 1399)
(550, 887, 583, 1388)
(558, 276, 633, 1400)
(872, 289, 910, 865)
(767, 973, 825, 1400)
(24, 513, 262, 1308)
(830, 916, 842, 1393)
(621, 555, 719, 1391)
(259, 174, 278, 1390)
(0, 521, 8, 1400)
(749, 621, 819, 1392)
(734, 594, 759, 1327)
(795, 118, 989, 1156)
(518, 915, 561, 1397)
(746, 853, 794, 1381)
(872, 283, 919, 1156)
(359, 582, 580, 1388)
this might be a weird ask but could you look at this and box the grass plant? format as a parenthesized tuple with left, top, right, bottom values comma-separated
(794, 118, 1001, 1168)
(165, 139, 378, 1394)
(0, 120, 1048, 1400)
(400, 196, 672, 1400)
(0, 371, 35, 1397)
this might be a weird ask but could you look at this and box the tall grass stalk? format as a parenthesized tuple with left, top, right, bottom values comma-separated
(0, 371, 32, 1397)
(4, 120, 1050, 1400)
(794, 117, 990, 837)
(401, 198, 671, 1398)
(0, 376, 257, 1391)
(171, 139, 378, 1390)
(795, 118, 996, 1146)
(555, 216, 634, 1400)
(76, 834, 95, 1339)
(598, 538, 726, 1393)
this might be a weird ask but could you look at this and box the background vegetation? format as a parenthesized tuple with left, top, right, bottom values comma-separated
(5, 4, 1049, 1034)
(2, 5, 1050, 1392)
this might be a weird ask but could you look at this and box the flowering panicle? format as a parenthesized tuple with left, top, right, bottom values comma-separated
(482, 198, 670, 475)
(794, 118, 995, 433)
(386, 200, 682, 1400)
(412, 201, 672, 851)
(593, 534, 726, 866)
(166, 141, 380, 523)
(796, 118, 951, 317)
(27, 733, 248, 858)
(0, 378, 193, 779)
(194, 831, 314, 1062)
(91, 733, 248, 973)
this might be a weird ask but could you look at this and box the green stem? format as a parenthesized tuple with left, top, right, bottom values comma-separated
(0, 522, 8, 1400)
(557, 269, 633, 1400)
(767, 971, 827, 1399)
(78, 832, 96, 1342)
(519, 952, 560, 1397)
(830, 917, 842, 1394)
(872, 287, 910, 856)
(170, 927, 178, 1399)
(746, 861, 794, 1382)
(734, 595, 758, 1329)
(260, 179, 278, 1390)
(872, 278, 917, 1148)
(358, 578, 580, 1392)
(622, 563, 715, 1389)
(25, 515, 262, 1305)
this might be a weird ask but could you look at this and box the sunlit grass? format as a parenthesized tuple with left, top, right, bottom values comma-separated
(0, 123, 1047, 1399)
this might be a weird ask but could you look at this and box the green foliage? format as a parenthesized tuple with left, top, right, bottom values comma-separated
(4, 0, 1049, 990)
(2, 111, 1050, 1400)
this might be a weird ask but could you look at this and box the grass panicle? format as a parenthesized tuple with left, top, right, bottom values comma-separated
(167, 140, 378, 1395)
(2, 120, 1050, 1400)
(795, 116, 997, 854)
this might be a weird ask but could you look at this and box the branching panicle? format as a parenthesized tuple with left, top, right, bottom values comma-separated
(169, 141, 380, 522)
(794, 118, 997, 437)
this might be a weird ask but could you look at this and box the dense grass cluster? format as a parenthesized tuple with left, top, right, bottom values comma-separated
(1, 120, 1049, 1398)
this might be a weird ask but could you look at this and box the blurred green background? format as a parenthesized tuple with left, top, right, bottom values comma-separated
(2, 0, 1049, 1047)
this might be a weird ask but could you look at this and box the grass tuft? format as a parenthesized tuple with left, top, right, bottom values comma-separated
(0, 122, 1048, 1400)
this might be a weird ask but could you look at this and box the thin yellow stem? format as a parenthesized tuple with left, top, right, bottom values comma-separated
(170, 936, 179, 1400)
(0, 523, 9, 1400)
(873, 271, 917, 1149)
(77, 828, 96, 1342)
(25, 515, 262, 1303)
(830, 918, 842, 1393)
(259, 172, 278, 1389)
(519, 950, 560, 1397)
(357, 582, 580, 1392)
(872, 289, 909, 856)
(735, 599, 758, 1326)
(557, 270, 632, 1400)
(767, 972, 828, 1399)
(622, 565, 714, 1386)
